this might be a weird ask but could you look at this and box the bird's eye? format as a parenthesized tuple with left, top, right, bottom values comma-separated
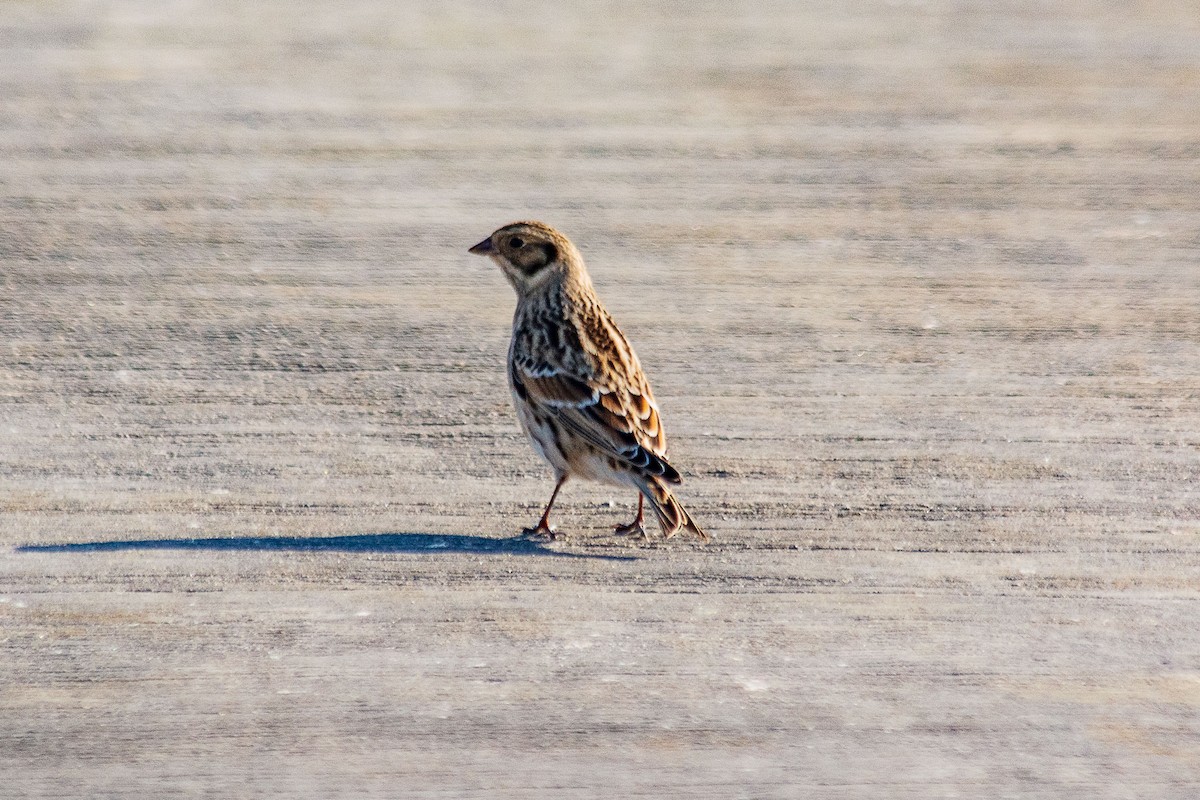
(508, 236, 525, 249)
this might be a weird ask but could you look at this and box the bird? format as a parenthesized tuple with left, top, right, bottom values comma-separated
(469, 221, 708, 542)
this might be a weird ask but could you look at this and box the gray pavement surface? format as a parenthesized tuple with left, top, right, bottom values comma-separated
(2, 1, 1199, 797)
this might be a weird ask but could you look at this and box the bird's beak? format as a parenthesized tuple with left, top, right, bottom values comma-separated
(468, 237, 494, 255)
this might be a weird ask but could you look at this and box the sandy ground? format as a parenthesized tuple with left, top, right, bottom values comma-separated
(3, 1, 1200, 797)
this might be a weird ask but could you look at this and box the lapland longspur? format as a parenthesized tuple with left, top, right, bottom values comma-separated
(469, 221, 708, 542)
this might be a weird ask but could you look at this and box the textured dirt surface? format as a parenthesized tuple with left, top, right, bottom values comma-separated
(3, 1, 1200, 798)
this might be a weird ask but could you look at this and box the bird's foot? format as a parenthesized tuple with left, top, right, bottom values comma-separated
(613, 520, 648, 539)
(521, 523, 562, 541)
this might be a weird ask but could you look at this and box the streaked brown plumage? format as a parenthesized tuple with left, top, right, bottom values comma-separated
(469, 221, 708, 542)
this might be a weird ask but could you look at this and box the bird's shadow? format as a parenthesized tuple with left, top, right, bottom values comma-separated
(15, 532, 637, 561)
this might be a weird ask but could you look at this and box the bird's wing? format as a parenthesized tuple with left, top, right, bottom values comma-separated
(510, 311, 680, 484)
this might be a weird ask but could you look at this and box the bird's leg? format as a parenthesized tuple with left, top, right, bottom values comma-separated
(614, 493, 647, 538)
(522, 476, 567, 540)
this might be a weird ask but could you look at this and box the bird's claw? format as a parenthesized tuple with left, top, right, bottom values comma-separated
(614, 520, 648, 539)
(522, 524, 562, 541)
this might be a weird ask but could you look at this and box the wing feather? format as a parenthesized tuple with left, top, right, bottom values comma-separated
(510, 301, 680, 484)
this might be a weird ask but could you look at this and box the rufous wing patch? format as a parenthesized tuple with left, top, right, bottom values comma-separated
(521, 372, 598, 406)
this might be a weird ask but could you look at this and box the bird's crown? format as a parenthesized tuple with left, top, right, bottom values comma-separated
(469, 220, 586, 293)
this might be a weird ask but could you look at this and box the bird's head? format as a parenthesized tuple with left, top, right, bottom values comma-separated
(469, 221, 584, 295)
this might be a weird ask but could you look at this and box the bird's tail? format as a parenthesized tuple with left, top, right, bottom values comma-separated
(641, 478, 709, 542)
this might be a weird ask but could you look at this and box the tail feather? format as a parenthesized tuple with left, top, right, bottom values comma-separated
(641, 479, 709, 542)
